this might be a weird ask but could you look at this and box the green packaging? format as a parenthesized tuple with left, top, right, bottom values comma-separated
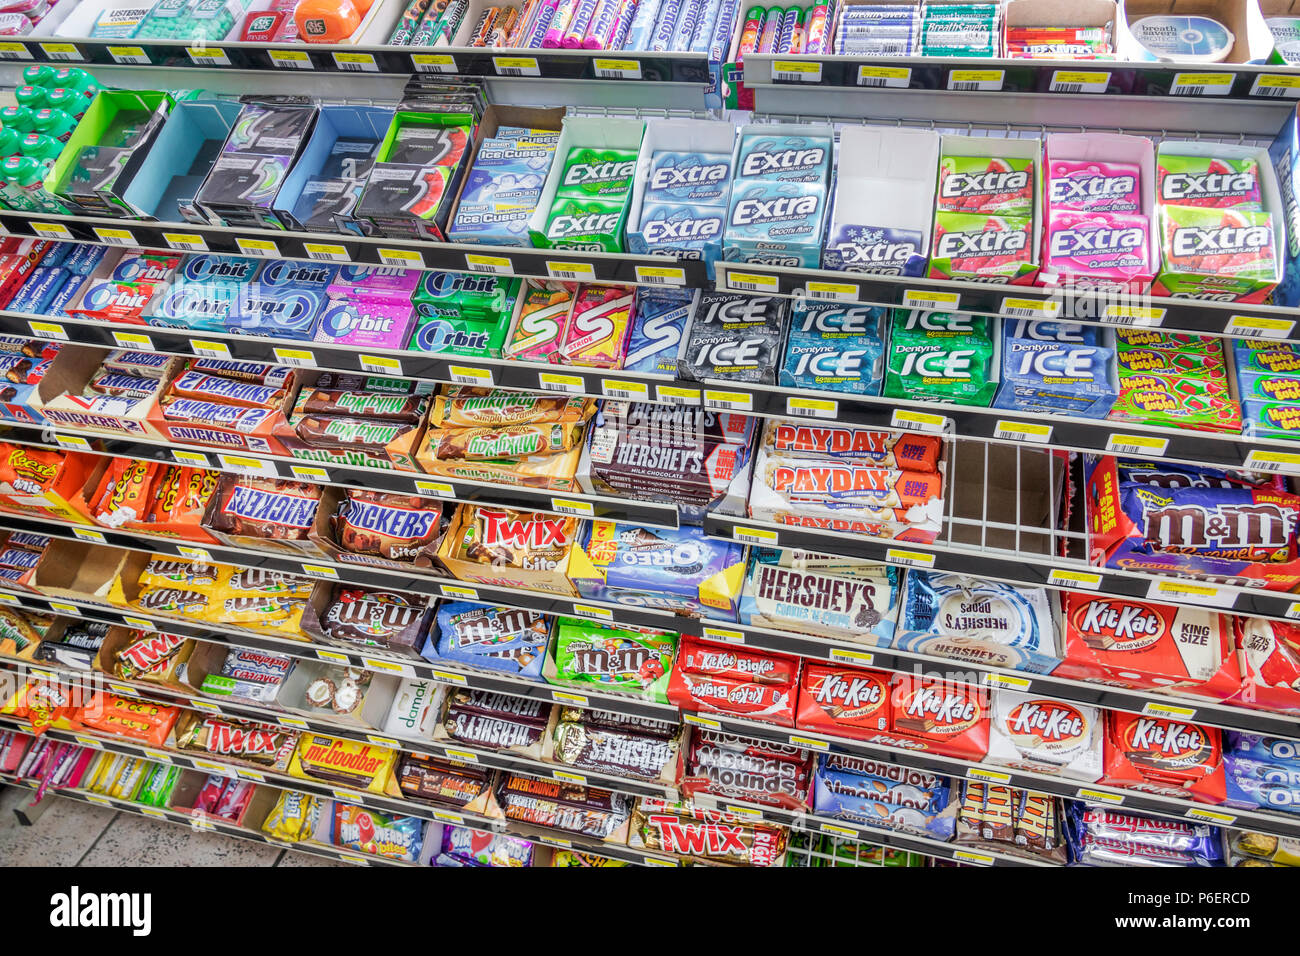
(884, 308, 998, 406)
(544, 618, 677, 703)
(555, 146, 637, 200)
(543, 195, 626, 252)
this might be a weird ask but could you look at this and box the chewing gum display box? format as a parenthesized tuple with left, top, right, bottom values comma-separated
(569, 521, 746, 620)
(626, 118, 736, 269)
(272, 105, 396, 235)
(527, 115, 645, 253)
(47, 90, 175, 218)
(1083, 454, 1300, 591)
(1268, 106, 1300, 307)
(31, 344, 181, 440)
(1040, 132, 1159, 294)
(823, 125, 940, 277)
(991, 319, 1119, 418)
(194, 100, 319, 230)
(1055, 591, 1242, 701)
(1152, 140, 1284, 302)
(724, 123, 834, 269)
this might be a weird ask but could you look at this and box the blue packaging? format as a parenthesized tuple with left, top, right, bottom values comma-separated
(144, 283, 237, 331)
(10, 267, 66, 315)
(823, 222, 929, 276)
(992, 320, 1117, 418)
(426, 602, 550, 681)
(645, 150, 732, 205)
(45, 273, 87, 317)
(811, 756, 955, 841)
(779, 299, 885, 394)
(1269, 108, 1300, 307)
(38, 242, 71, 270)
(177, 253, 261, 285)
(725, 180, 827, 267)
(225, 285, 324, 340)
(623, 288, 695, 375)
(255, 259, 338, 291)
(449, 136, 556, 246)
(735, 134, 831, 185)
(1224, 754, 1300, 814)
(1226, 733, 1300, 765)
(62, 244, 107, 276)
(630, 202, 726, 260)
(495, 127, 561, 144)
(571, 521, 745, 620)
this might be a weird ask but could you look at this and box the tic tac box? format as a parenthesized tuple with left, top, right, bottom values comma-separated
(986, 690, 1104, 782)
(31, 344, 180, 440)
(1152, 139, 1284, 302)
(822, 125, 940, 277)
(626, 118, 737, 269)
(1268, 106, 1300, 307)
(1056, 591, 1242, 701)
(724, 123, 834, 269)
(526, 114, 646, 253)
(568, 521, 746, 620)
(1040, 131, 1158, 295)
(1083, 454, 1300, 591)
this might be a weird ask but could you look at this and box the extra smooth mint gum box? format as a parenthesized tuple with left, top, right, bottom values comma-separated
(1269, 106, 1300, 308)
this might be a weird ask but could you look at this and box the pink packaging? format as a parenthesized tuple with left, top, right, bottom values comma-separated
(1045, 210, 1151, 287)
(313, 295, 416, 350)
(504, 279, 574, 363)
(558, 283, 635, 368)
(1048, 159, 1141, 214)
(0, 12, 32, 32)
(326, 265, 422, 300)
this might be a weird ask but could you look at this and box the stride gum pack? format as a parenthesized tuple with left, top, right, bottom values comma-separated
(724, 124, 833, 268)
(1152, 143, 1283, 302)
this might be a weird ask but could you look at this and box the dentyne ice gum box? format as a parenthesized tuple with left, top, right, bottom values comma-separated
(779, 298, 886, 395)
(1045, 210, 1152, 288)
(1048, 159, 1141, 213)
(992, 319, 1118, 418)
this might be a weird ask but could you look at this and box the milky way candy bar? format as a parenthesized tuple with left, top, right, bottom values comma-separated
(293, 415, 418, 451)
(298, 388, 427, 423)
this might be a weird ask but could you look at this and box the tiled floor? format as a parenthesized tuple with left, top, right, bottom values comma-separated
(0, 784, 346, 867)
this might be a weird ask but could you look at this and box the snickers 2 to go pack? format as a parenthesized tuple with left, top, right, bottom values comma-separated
(355, 112, 475, 242)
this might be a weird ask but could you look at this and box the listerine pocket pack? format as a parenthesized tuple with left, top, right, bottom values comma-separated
(355, 110, 475, 242)
(626, 118, 735, 267)
(677, 291, 790, 385)
(991, 319, 1118, 418)
(194, 99, 317, 229)
(724, 123, 833, 268)
(779, 297, 885, 395)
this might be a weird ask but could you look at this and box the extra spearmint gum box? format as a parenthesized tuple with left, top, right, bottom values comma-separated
(1154, 205, 1279, 301)
(1048, 160, 1141, 213)
(1045, 210, 1152, 289)
(937, 156, 1034, 217)
(929, 213, 1037, 283)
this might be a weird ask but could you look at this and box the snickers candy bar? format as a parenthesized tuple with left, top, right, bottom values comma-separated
(188, 359, 291, 387)
(214, 477, 321, 539)
(299, 388, 427, 423)
(161, 396, 273, 431)
(447, 688, 550, 724)
(553, 720, 675, 780)
(333, 491, 444, 564)
(87, 371, 158, 399)
(169, 370, 285, 408)
(293, 414, 416, 451)
(397, 752, 492, 807)
(445, 708, 546, 751)
(104, 349, 169, 376)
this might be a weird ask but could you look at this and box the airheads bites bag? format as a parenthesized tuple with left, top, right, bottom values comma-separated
(928, 213, 1037, 283)
(1153, 204, 1279, 302)
(1157, 155, 1262, 210)
(937, 155, 1034, 217)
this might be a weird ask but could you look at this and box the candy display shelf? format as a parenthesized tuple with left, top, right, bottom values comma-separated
(741, 53, 1300, 103)
(0, 770, 415, 867)
(0, 38, 711, 83)
(0, 654, 681, 801)
(0, 418, 682, 529)
(11, 312, 1300, 478)
(7, 487, 1300, 740)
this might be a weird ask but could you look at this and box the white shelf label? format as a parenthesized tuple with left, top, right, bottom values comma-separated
(217, 454, 278, 478)
(414, 480, 454, 498)
(107, 45, 148, 64)
(431, 669, 469, 686)
(449, 365, 493, 386)
(571, 604, 612, 621)
(829, 647, 874, 667)
(186, 46, 230, 67)
(359, 354, 403, 376)
(1047, 569, 1102, 590)
(885, 548, 935, 569)
(412, 53, 457, 73)
(948, 69, 1003, 92)
(94, 227, 137, 246)
(1141, 701, 1196, 720)
(1146, 578, 1233, 608)
(551, 690, 589, 706)
(1050, 70, 1110, 93)
(732, 526, 778, 546)
(1000, 296, 1060, 318)
(656, 385, 699, 405)
(303, 242, 348, 262)
(803, 280, 858, 301)
(1225, 314, 1294, 339)
(29, 320, 68, 340)
(857, 65, 910, 88)
(550, 498, 594, 517)
(378, 248, 423, 268)
(439, 584, 478, 600)
(40, 42, 82, 61)
(190, 339, 231, 359)
(983, 672, 1030, 690)
(1105, 434, 1169, 457)
(965, 767, 1012, 784)
(890, 409, 946, 434)
(702, 626, 744, 644)
(702, 389, 753, 412)
(724, 270, 778, 294)
(236, 237, 279, 258)
(162, 232, 207, 252)
(902, 289, 960, 312)
(1251, 74, 1300, 98)
(273, 347, 315, 368)
(600, 378, 649, 401)
(1101, 305, 1165, 327)
(172, 450, 211, 468)
(772, 59, 822, 82)
(112, 330, 154, 351)
(1243, 450, 1300, 474)
(30, 222, 72, 240)
(538, 372, 584, 394)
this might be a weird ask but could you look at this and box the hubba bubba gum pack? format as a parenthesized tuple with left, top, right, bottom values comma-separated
(1234, 341, 1300, 441)
(779, 298, 885, 395)
(883, 309, 999, 407)
(991, 319, 1119, 419)
(929, 135, 1039, 284)
(568, 522, 746, 620)
(1085, 456, 1300, 591)
(747, 418, 946, 544)
(1109, 330, 1240, 434)
(724, 124, 833, 268)
(1152, 143, 1283, 302)
(530, 115, 644, 254)
(892, 572, 1062, 675)
(737, 547, 901, 646)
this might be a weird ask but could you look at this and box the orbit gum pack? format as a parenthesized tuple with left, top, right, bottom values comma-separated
(1152, 144, 1282, 302)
